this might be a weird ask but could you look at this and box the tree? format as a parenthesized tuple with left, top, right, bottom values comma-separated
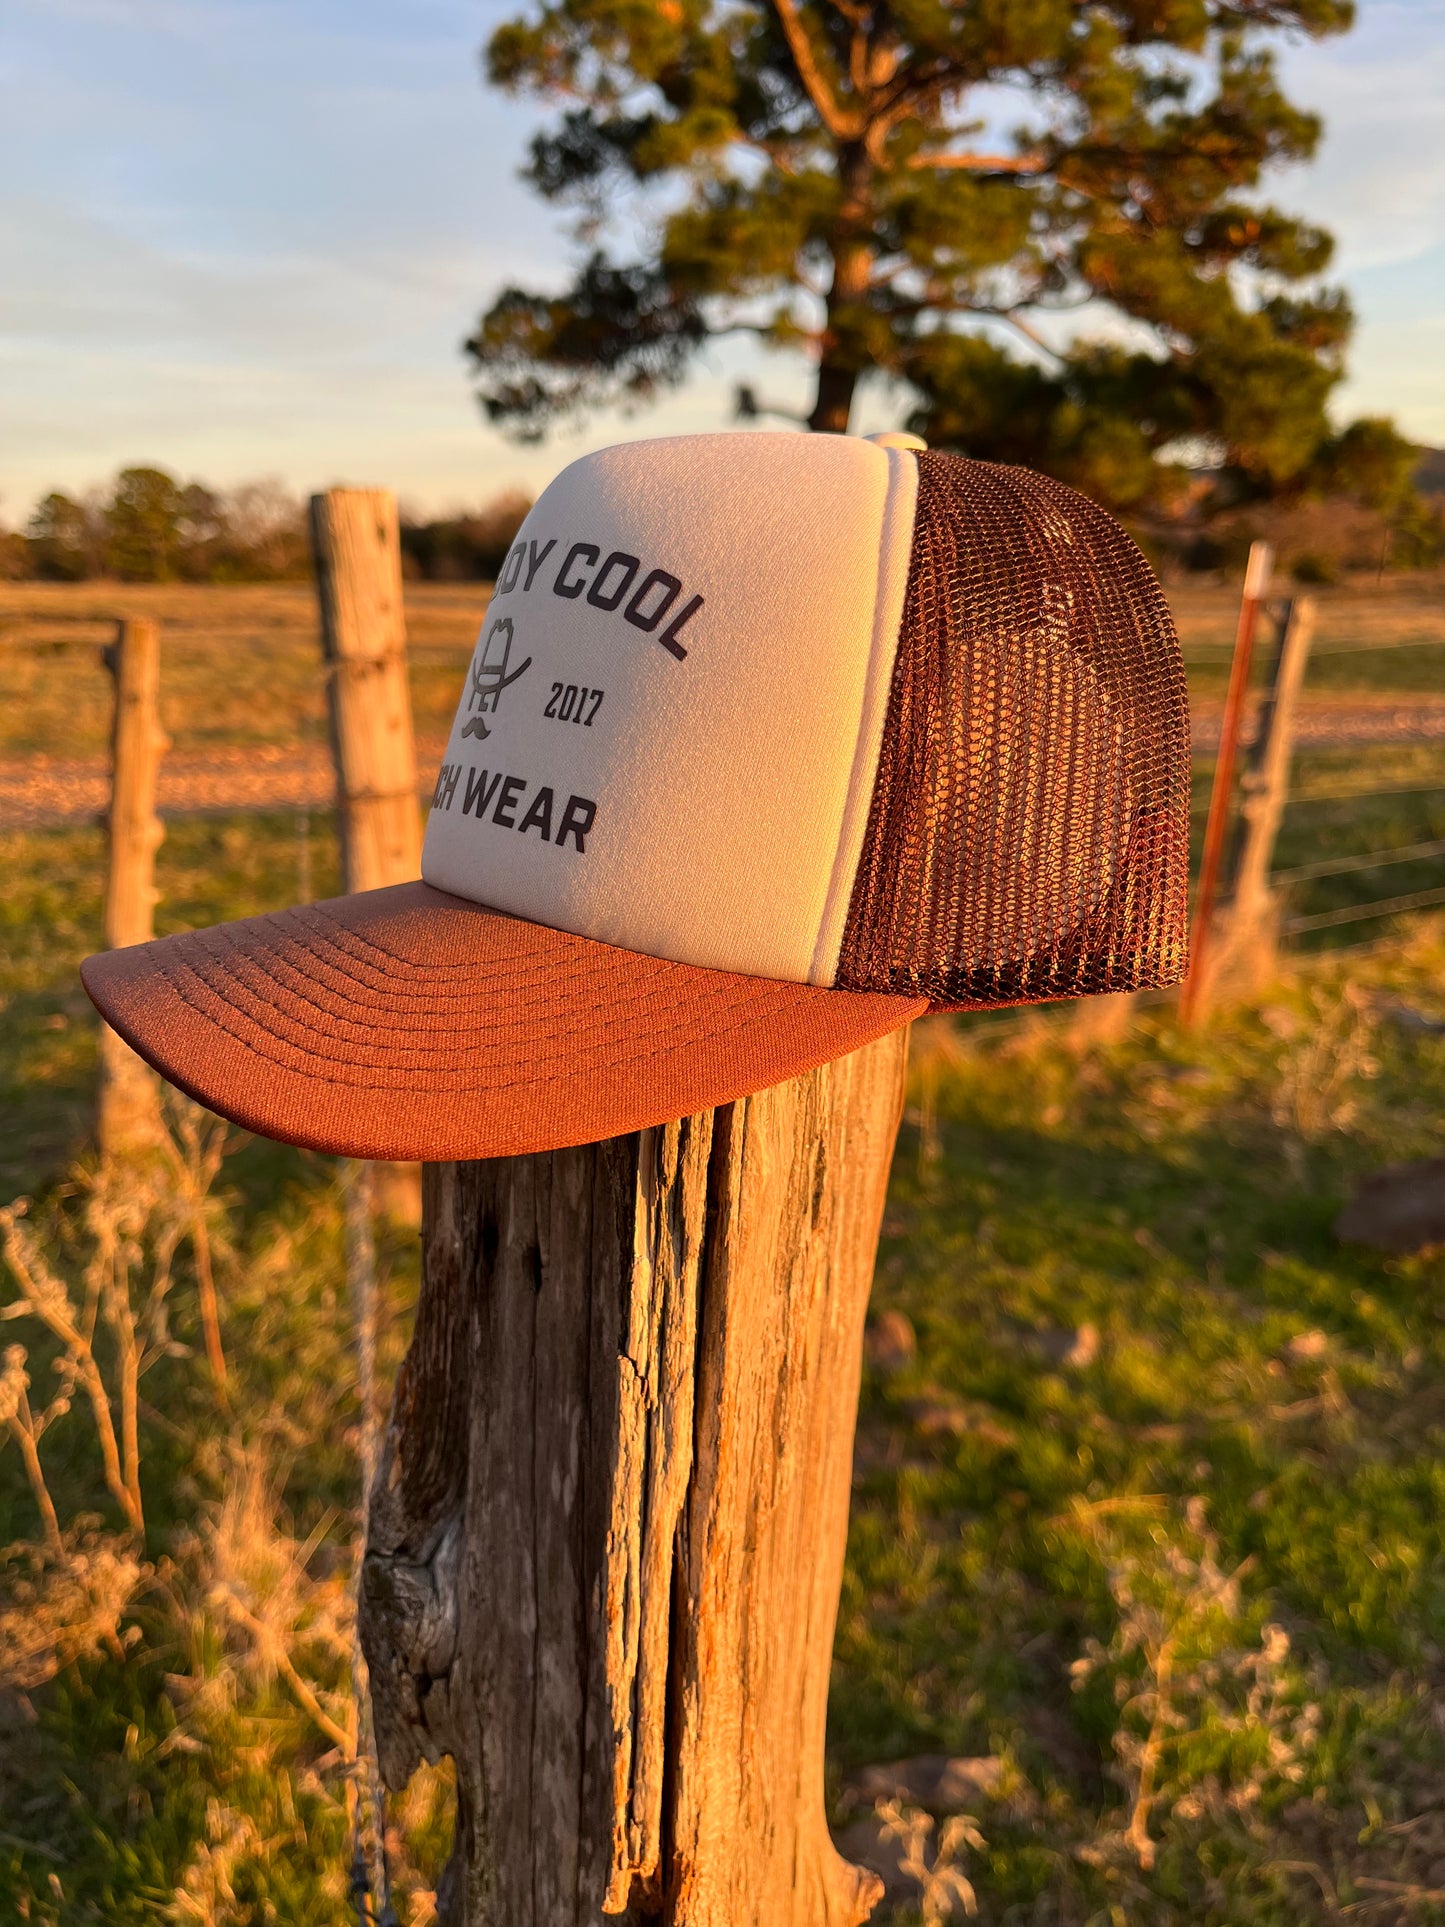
(469, 0, 1357, 511)
(174, 482, 229, 581)
(0, 524, 25, 583)
(219, 480, 310, 580)
(12, 474, 310, 584)
(1310, 416, 1419, 514)
(105, 467, 187, 582)
(26, 492, 105, 581)
(399, 487, 533, 580)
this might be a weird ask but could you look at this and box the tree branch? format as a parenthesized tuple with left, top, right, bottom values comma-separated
(735, 384, 810, 425)
(1002, 310, 1066, 361)
(769, 0, 860, 139)
(909, 151, 1047, 173)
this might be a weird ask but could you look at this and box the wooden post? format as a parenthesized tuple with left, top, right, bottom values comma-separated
(309, 489, 422, 892)
(96, 618, 167, 1156)
(309, 488, 423, 1223)
(1211, 596, 1316, 993)
(360, 1027, 910, 1927)
(1180, 540, 1272, 1024)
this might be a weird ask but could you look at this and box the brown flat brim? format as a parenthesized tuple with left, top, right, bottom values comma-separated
(80, 882, 925, 1161)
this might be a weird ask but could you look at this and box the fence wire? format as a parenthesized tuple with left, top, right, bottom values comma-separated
(6, 600, 1443, 948)
(1257, 609, 1445, 941)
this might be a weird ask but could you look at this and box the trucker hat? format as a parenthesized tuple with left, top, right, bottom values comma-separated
(82, 430, 1190, 1162)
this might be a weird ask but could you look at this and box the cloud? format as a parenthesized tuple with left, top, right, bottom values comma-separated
(1276, 1, 1445, 272)
(1, 0, 1441, 525)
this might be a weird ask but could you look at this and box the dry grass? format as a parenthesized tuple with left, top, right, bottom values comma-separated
(0, 1113, 450, 1922)
(0, 581, 490, 762)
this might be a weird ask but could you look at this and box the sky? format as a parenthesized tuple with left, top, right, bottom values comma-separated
(3, 0, 1443, 523)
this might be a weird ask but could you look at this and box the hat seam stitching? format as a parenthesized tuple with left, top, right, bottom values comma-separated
(127, 967, 886, 1093)
(806, 445, 918, 987)
(184, 922, 622, 1012)
(168, 907, 696, 1010)
(293, 902, 579, 975)
(162, 947, 799, 1053)
(135, 951, 827, 1083)
(159, 923, 782, 1038)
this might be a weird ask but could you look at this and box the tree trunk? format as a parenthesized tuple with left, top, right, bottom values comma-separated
(309, 487, 424, 1223)
(809, 361, 860, 435)
(97, 618, 167, 1156)
(360, 1026, 910, 1926)
(809, 177, 873, 436)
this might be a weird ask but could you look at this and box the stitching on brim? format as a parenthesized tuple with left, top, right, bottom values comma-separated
(302, 897, 692, 984)
(247, 902, 568, 985)
(162, 929, 787, 1057)
(179, 919, 621, 1022)
(138, 951, 854, 1093)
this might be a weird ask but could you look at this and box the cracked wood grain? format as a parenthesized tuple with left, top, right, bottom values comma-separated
(360, 1027, 908, 1925)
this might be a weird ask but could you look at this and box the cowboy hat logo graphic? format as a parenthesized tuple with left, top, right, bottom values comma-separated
(461, 617, 533, 740)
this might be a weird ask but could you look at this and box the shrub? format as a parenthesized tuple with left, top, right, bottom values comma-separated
(1291, 550, 1338, 586)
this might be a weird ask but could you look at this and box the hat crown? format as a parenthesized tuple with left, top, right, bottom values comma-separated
(424, 432, 1189, 1006)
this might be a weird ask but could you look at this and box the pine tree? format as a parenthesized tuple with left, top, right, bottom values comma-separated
(469, 0, 1358, 510)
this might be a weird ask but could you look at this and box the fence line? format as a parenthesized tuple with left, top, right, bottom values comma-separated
(1285, 883, 1445, 935)
(1180, 541, 1275, 1020)
(7, 578, 1443, 981)
(1286, 779, 1445, 807)
(1184, 635, 1445, 660)
(1272, 836, 1445, 886)
(2, 621, 470, 666)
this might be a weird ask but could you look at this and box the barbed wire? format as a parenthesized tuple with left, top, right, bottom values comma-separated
(1286, 778, 1445, 807)
(1273, 836, 1445, 885)
(1285, 883, 1445, 935)
(8, 600, 1443, 945)
(1183, 635, 1444, 660)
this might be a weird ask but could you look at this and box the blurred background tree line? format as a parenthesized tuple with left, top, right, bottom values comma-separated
(0, 469, 534, 587)
(469, 0, 1443, 572)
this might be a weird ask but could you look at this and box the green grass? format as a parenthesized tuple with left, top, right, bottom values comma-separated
(1184, 741, 1445, 958)
(835, 936, 1445, 1921)
(1171, 575, 1445, 956)
(0, 813, 341, 1197)
(2, 570, 1445, 1921)
(3, 809, 1443, 1918)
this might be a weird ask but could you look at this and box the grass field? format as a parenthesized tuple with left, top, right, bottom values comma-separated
(1, 577, 1444, 1923)
(0, 583, 486, 763)
(3, 573, 1445, 759)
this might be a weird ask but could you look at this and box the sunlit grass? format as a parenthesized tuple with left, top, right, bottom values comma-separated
(837, 927, 1445, 1920)
(2, 582, 1444, 1919)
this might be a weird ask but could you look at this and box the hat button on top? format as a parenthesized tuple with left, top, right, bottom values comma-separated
(864, 432, 928, 452)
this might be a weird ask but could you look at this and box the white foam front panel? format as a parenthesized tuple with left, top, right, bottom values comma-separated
(422, 431, 917, 983)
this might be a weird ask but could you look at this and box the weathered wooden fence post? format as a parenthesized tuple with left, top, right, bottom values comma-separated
(96, 617, 167, 1156)
(361, 1028, 909, 1927)
(309, 488, 422, 890)
(1211, 595, 1317, 992)
(1180, 540, 1272, 1024)
(309, 488, 423, 1224)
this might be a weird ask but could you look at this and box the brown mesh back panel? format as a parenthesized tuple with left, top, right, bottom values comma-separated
(836, 453, 1190, 1007)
